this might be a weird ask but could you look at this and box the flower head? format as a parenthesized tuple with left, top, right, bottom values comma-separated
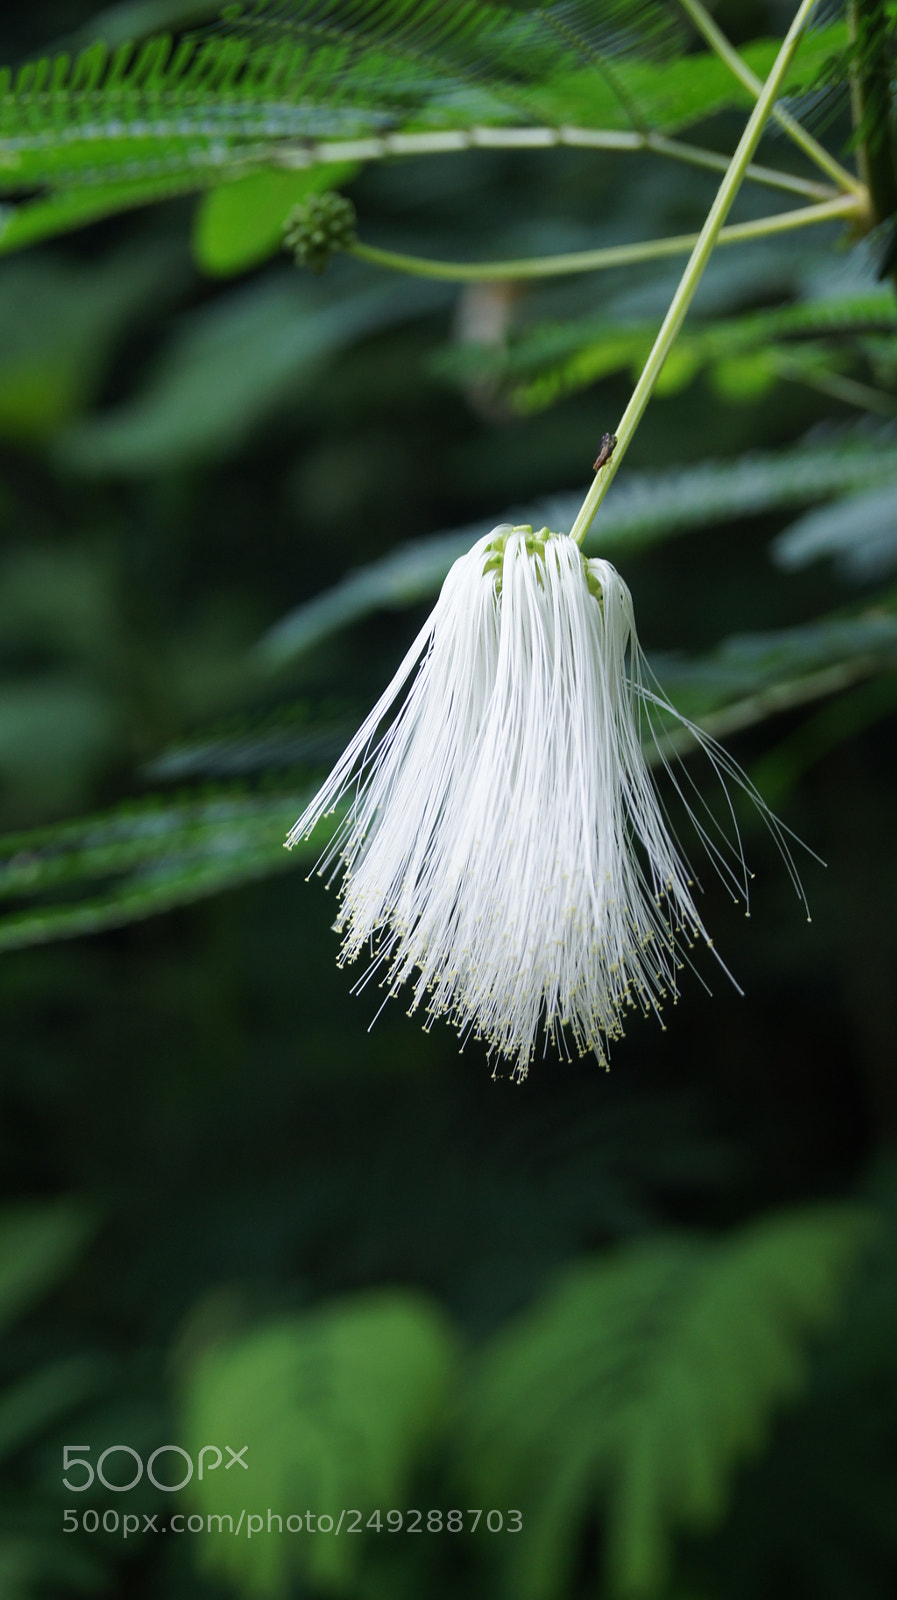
(287, 526, 803, 1078)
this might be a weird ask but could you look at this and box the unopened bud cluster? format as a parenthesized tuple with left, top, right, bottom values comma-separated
(283, 192, 357, 273)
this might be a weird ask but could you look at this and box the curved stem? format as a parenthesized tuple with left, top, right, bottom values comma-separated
(570, 0, 823, 547)
(771, 352, 897, 416)
(277, 124, 833, 200)
(347, 194, 860, 282)
(679, 0, 865, 197)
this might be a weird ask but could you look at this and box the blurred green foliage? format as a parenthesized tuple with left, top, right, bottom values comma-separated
(183, 1291, 458, 1594)
(0, 3, 895, 1600)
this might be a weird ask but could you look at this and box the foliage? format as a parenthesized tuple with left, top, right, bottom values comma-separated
(0, 1, 849, 256)
(256, 429, 897, 663)
(0, 786, 315, 950)
(434, 291, 897, 413)
(772, 481, 897, 579)
(181, 1290, 459, 1594)
(0, 3, 896, 1600)
(461, 1205, 873, 1599)
(153, 1195, 889, 1600)
(0, 1204, 106, 1600)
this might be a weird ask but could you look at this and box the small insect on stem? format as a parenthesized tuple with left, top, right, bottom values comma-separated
(593, 433, 618, 472)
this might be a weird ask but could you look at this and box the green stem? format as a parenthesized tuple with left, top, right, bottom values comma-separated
(570, 0, 823, 547)
(348, 194, 859, 282)
(771, 353, 897, 416)
(643, 134, 830, 198)
(650, 659, 880, 762)
(680, 0, 866, 198)
(278, 126, 833, 200)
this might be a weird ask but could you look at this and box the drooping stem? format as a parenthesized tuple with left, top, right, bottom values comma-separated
(680, 0, 865, 197)
(347, 194, 860, 282)
(569, 0, 822, 547)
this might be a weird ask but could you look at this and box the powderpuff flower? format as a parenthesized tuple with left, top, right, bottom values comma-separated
(286, 526, 804, 1078)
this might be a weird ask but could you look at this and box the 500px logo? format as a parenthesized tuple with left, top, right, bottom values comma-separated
(63, 1445, 248, 1493)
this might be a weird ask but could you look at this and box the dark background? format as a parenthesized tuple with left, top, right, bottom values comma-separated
(0, 3, 895, 1598)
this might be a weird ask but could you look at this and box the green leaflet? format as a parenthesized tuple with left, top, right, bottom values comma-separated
(192, 161, 360, 275)
(55, 271, 451, 474)
(646, 609, 897, 771)
(180, 1289, 459, 1594)
(0, 172, 205, 257)
(0, 4, 847, 252)
(462, 1205, 874, 1599)
(433, 291, 897, 413)
(0, 1202, 92, 1331)
(256, 431, 897, 666)
(772, 481, 897, 579)
(0, 787, 316, 952)
(653, 609, 897, 719)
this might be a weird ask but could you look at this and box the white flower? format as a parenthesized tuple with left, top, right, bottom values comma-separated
(286, 525, 804, 1078)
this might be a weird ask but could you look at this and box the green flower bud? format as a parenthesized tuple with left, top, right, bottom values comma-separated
(283, 191, 357, 274)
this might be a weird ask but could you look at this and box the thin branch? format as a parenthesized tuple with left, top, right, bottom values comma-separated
(346, 194, 860, 282)
(570, 0, 825, 545)
(644, 133, 830, 197)
(771, 353, 897, 416)
(650, 659, 884, 762)
(679, 0, 866, 198)
(274, 125, 834, 201)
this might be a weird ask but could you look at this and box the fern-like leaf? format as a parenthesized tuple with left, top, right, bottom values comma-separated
(462, 1205, 874, 1600)
(432, 291, 897, 414)
(772, 480, 897, 580)
(0, 786, 314, 952)
(180, 1289, 458, 1595)
(0, 2, 847, 252)
(256, 428, 897, 667)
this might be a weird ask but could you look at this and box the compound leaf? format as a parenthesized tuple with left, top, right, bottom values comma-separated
(462, 1205, 873, 1599)
(180, 1289, 459, 1594)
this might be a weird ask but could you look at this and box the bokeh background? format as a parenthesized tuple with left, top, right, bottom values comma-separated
(1, 2, 896, 1597)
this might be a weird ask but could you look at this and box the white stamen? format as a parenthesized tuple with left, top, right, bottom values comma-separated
(286, 527, 806, 1079)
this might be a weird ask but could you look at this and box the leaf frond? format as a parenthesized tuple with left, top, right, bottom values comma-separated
(256, 427, 897, 666)
(0, 785, 315, 952)
(181, 1288, 458, 1593)
(0, 1, 849, 250)
(435, 290, 897, 414)
(462, 1205, 875, 1599)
